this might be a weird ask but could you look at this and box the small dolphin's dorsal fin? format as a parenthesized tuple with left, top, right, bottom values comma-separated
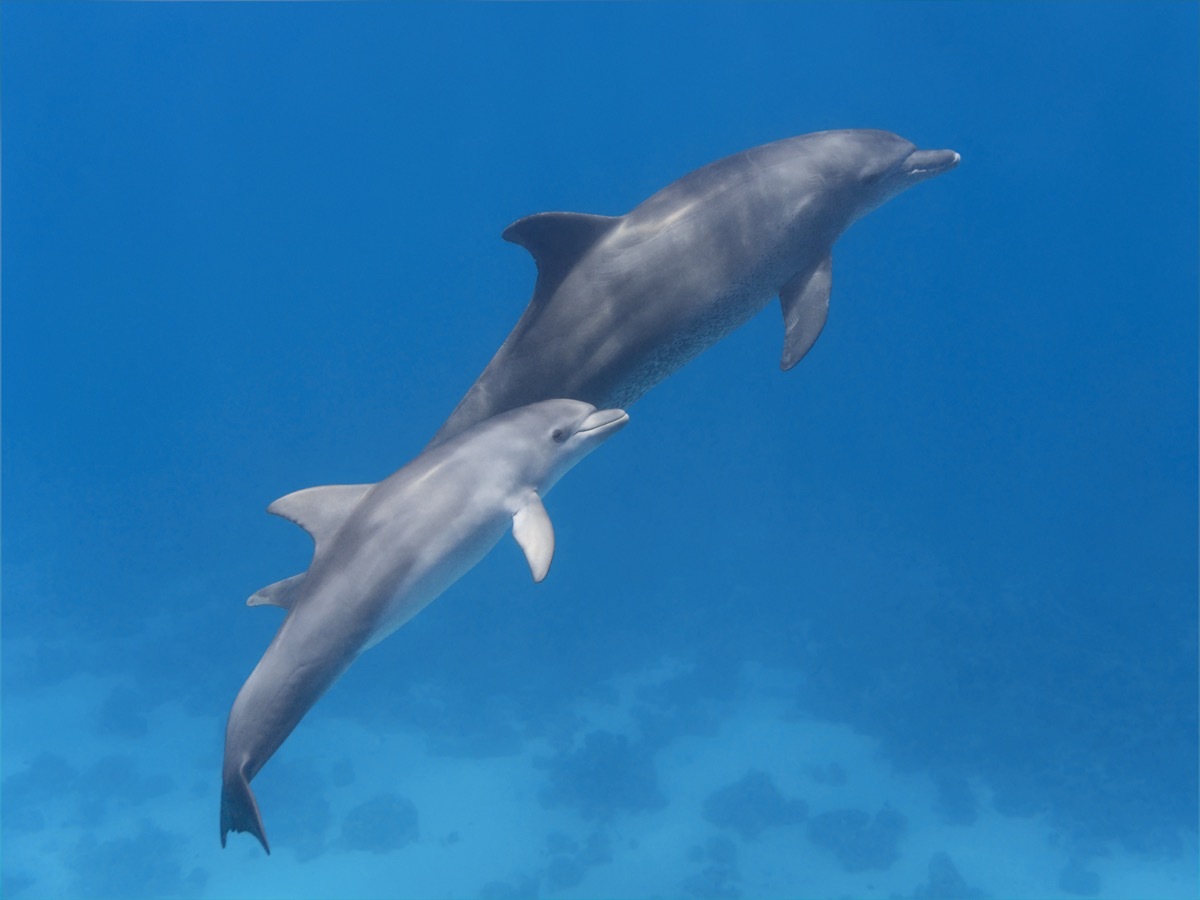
(779, 253, 833, 371)
(502, 212, 621, 304)
(267, 484, 373, 545)
(512, 492, 555, 583)
(247, 573, 306, 609)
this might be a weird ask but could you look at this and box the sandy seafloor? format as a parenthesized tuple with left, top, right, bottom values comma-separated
(4, 637, 1195, 900)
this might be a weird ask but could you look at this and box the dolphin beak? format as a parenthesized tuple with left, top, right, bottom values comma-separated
(901, 149, 961, 181)
(578, 408, 629, 438)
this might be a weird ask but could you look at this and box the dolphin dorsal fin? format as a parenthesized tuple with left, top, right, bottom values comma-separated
(267, 484, 373, 545)
(247, 573, 306, 609)
(512, 492, 555, 582)
(502, 212, 621, 304)
(779, 253, 833, 371)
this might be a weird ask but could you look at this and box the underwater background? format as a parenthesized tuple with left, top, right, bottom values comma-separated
(2, 3, 1196, 899)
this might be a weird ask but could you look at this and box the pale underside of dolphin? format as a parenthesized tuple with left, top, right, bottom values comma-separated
(429, 129, 959, 448)
(220, 400, 628, 854)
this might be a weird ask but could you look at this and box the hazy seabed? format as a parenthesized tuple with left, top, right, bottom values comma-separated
(3, 637, 1194, 900)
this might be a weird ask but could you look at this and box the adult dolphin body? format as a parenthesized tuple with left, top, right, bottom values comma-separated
(220, 400, 628, 853)
(430, 129, 958, 448)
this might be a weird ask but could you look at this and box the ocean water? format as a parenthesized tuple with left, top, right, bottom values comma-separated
(2, 3, 1196, 899)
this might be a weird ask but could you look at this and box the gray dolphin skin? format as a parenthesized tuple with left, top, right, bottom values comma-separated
(220, 400, 628, 853)
(429, 129, 958, 448)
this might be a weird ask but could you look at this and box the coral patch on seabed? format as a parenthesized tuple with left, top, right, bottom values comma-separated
(807, 805, 908, 872)
(682, 834, 742, 900)
(1, 664, 1196, 900)
(912, 851, 989, 900)
(338, 792, 419, 854)
(703, 769, 807, 840)
(69, 823, 207, 900)
(536, 730, 667, 821)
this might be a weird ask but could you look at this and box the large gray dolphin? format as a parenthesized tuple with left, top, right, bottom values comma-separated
(430, 129, 958, 447)
(220, 399, 628, 853)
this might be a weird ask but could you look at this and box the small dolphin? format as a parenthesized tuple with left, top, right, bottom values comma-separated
(220, 400, 628, 853)
(430, 129, 958, 447)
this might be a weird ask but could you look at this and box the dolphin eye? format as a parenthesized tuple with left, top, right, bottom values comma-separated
(551, 428, 566, 443)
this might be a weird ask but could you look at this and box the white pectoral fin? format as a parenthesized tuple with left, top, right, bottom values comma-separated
(779, 253, 832, 371)
(512, 494, 555, 583)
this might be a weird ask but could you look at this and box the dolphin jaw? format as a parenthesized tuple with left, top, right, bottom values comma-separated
(900, 149, 961, 180)
(576, 408, 629, 437)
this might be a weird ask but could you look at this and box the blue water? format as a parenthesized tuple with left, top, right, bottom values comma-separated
(3, 3, 1196, 898)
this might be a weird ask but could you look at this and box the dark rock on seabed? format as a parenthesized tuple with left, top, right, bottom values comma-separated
(339, 791, 419, 854)
(682, 834, 742, 900)
(1058, 857, 1102, 896)
(806, 805, 907, 873)
(703, 768, 807, 840)
(70, 822, 207, 899)
(537, 730, 666, 821)
(540, 826, 614, 890)
(912, 851, 989, 899)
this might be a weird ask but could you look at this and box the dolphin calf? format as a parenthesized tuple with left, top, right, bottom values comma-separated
(430, 129, 958, 447)
(220, 400, 628, 853)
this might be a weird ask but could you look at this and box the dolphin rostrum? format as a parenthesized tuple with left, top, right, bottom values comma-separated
(429, 129, 958, 447)
(220, 400, 628, 853)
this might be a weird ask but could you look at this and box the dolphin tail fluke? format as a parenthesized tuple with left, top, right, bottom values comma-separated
(220, 764, 271, 854)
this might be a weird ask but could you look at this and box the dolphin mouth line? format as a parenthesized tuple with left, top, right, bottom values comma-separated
(577, 409, 630, 435)
(902, 149, 961, 178)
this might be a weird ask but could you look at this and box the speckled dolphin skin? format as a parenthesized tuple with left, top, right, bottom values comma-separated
(430, 130, 958, 448)
(220, 400, 628, 853)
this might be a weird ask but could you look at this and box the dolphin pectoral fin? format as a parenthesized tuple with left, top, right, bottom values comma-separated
(502, 211, 622, 304)
(512, 493, 555, 582)
(267, 484, 373, 547)
(220, 762, 270, 854)
(779, 253, 833, 371)
(247, 573, 306, 609)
